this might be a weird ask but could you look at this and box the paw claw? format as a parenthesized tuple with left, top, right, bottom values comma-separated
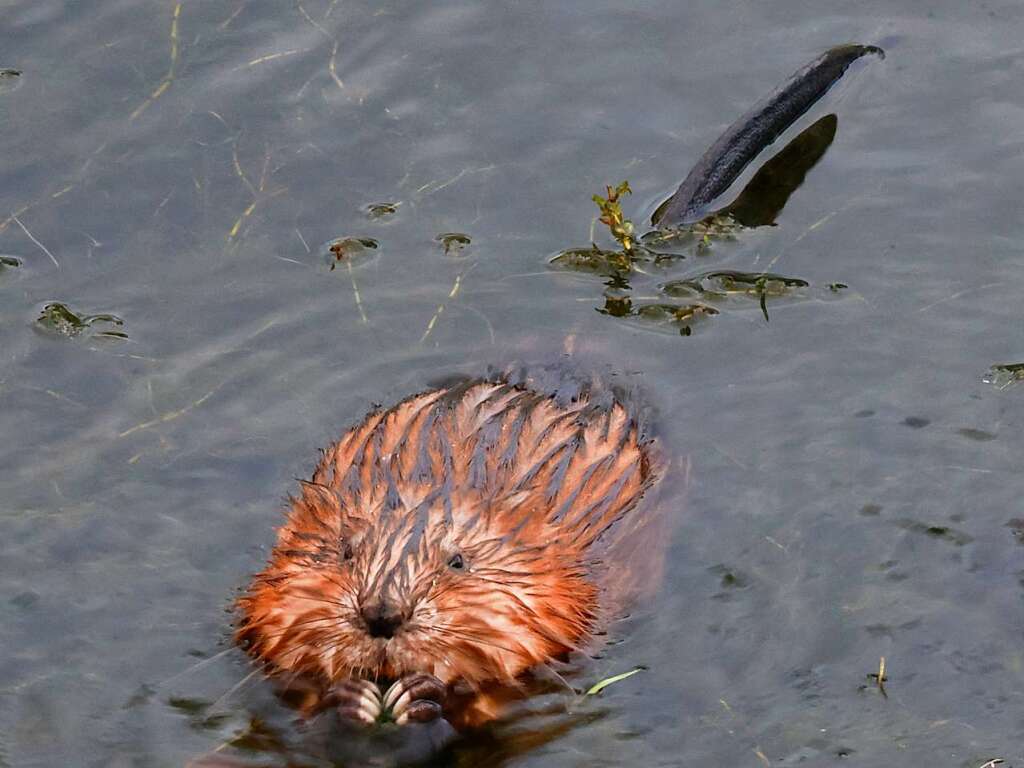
(327, 679, 383, 725)
(395, 699, 443, 725)
(382, 673, 446, 724)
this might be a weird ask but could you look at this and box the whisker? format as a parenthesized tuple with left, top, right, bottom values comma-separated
(208, 667, 263, 712)
(425, 625, 522, 655)
(158, 647, 238, 687)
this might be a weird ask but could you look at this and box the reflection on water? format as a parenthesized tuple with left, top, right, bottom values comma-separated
(717, 113, 838, 228)
(553, 113, 845, 335)
(649, 113, 838, 230)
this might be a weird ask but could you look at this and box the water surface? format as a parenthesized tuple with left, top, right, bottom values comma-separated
(1, 1, 1023, 766)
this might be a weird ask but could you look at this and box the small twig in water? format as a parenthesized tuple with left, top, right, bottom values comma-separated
(867, 656, 888, 697)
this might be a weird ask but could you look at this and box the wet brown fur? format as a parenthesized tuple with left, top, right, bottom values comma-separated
(236, 375, 663, 729)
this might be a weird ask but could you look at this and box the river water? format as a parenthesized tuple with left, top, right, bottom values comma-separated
(1, 1, 1022, 766)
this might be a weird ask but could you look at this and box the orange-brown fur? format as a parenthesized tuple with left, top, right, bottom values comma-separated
(236, 375, 662, 729)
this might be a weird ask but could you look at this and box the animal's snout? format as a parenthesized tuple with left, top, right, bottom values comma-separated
(361, 601, 404, 638)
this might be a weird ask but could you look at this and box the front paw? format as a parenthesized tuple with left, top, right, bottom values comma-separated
(325, 678, 383, 725)
(382, 673, 446, 725)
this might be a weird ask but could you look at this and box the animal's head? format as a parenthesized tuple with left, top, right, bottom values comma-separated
(237, 379, 657, 690)
(237, 485, 599, 688)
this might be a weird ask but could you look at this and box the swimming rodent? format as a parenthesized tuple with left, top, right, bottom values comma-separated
(232, 42, 886, 738)
(236, 369, 664, 731)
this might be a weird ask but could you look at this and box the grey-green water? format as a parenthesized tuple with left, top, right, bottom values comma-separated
(2, 2, 1023, 766)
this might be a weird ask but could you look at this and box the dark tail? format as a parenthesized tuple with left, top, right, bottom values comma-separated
(653, 43, 884, 228)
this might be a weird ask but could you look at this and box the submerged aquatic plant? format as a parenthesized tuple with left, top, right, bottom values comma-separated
(584, 666, 646, 697)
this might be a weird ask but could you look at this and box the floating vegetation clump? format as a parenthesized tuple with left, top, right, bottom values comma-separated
(325, 236, 379, 270)
(0, 67, 22, 95)
(1005, 519, 1024, 545)
(550, 245, 637, 274)
(553, 180, 852, 335)
(642, 213, 742, 247)
(893, 518, 972, 546)
(0, 254, 21, 269)
(550, 46, 880, 336)
(599, 299, 719, 337)
(365, 201, 400, 220)
(551, 182, 739, 279)
(983, 362, 1024, 390)
(35, 302, 127, 339)
(437, 232, 471, 257)
(662, 270, 810, 322)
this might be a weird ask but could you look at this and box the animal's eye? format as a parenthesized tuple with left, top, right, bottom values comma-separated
(447, 553, 465, 571)
(341, 543, 354, 561)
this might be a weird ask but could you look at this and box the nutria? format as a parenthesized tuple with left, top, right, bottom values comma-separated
(236, 370, 664, 731)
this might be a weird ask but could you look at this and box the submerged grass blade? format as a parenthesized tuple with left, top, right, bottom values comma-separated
(584, 666, 645, 696)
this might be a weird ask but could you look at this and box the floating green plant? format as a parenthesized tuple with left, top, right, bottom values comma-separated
(662, 270, 808, 299)
(35, 302, 127, 339)
(550, 180, 705, 277)
(0, 68, 21, 95)
(326, 236, 379, 270)
(983, 362, 1024, 389)
(893, 518, 972, 546)
(555, 180, 848, 334)
(365, 201, 400, 220)
(437, 232, 471, 257)
(599, 299, 719, 336)
(549, 244, 636, 275)
(660, 270, 810, 322)
(643, 212, 742, 246)
(593, 181, 635, 254)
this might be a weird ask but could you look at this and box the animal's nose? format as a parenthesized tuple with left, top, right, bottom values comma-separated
(361, 602, 403, 638)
